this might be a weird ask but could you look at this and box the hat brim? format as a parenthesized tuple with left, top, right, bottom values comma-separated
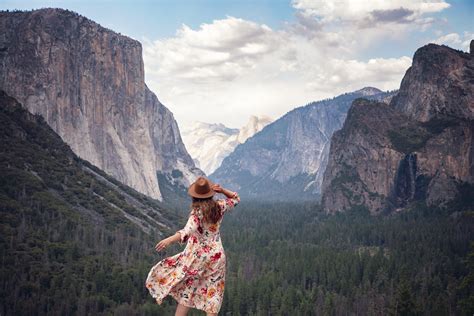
(188, 181, 216, 198)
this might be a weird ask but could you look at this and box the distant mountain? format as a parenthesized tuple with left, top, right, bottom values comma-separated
(321, 42, 474, 214)
(181, 115, 273, 175)
(211, 87, 395, 201)
(0, 90, 184, 314)
(0, 8, 203, 201)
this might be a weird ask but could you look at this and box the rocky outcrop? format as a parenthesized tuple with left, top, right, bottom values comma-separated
(211, 87, 395, 201)
(391, 43, 474, 122)
(0, 8, 202, 200)
(181, 115, 272, 175)
(321, 99, 406, 213)
(322, 42, 474, 214)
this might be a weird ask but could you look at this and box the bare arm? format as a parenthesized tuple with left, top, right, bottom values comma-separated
(212, 184, 236, 198)
(155, 232, 181, 252)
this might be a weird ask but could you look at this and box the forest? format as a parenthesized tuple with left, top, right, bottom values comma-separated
(2, 196, 473, 315)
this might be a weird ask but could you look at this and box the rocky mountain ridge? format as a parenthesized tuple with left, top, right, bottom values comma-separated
(0, 8, 202, 201)
(211, 87, 396, 200)
(181, 115, 273, 174)
(321, 42, 474, 214)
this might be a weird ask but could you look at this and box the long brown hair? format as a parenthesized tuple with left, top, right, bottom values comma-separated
(191, 197, 222, 224)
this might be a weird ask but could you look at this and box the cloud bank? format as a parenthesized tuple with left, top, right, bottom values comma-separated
(143, 0, 454, 129)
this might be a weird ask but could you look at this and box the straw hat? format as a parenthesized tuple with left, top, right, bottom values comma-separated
(188, 176, 215, 198)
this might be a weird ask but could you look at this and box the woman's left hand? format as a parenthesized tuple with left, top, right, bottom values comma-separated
(155, 238, 172, 252)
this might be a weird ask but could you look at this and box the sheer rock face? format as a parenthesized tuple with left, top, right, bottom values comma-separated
(390, 43, 474, 122)
(211, 87, 394, 201)
(321, 100, 406, 214)
(322, 42, 474, 214)
(0, 8, 202, 200)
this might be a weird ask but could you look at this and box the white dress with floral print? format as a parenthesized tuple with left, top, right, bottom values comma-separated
(145, 192, 240, 313)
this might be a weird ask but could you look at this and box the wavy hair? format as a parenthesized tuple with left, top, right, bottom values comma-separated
(191, 196, 222, 224)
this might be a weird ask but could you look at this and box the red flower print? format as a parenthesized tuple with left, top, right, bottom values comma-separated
(163, 258, 176, 266)
(187, 269, 198, 276)
(200, 287, 207, 295)
(191, 236, 198, 243)
(202, 245, 211, 253)
(185, 278, 194, 286)
(197, 226, 203, 234)
(210, 252, 222, 262)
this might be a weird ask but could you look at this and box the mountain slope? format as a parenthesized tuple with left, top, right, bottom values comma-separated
(0, 90, 186, 314)
(321, 42, 474, 214)
(181, 115, 272, 174)
(211, 87, 395, 201)
(0, 8, 202, 201)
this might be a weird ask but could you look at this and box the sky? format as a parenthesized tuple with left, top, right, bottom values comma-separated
(1, 0, 473, 129)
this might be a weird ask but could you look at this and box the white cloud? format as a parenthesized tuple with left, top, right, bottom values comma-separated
(142, 2, 452, 129)
(292, 0, 450, 26)
(143, 17, 281, 83)
(431, 32, 474, 52)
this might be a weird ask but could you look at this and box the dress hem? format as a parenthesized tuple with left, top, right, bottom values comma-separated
(168, 291, 220, 314)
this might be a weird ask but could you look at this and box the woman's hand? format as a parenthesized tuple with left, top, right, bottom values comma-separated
(212, 183, 223, 193)
(155, 237, 172, 252)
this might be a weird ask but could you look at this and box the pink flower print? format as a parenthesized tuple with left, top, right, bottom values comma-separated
(163, 258, 176, 267)
(210, 252, 222, 262)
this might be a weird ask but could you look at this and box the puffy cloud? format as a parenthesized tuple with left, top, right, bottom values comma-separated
(292, 0, 450, 26)
(142, 5, 427, 129)
(143, 17, 281, 83)
(143, 16, 411, 129)
(431, 32, 474, 51)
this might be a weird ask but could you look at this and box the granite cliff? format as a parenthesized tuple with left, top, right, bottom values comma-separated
(321, 42, 474, 214)
(0, 8, 202, 201)
(0, 89, 180, 235)
(211, 87, 395, 200)
(181, 115, 273, 175)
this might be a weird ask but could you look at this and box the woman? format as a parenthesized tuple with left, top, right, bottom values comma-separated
(145, 176, 240, 316)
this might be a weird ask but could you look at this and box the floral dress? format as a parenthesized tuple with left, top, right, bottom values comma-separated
(145, 192, 240, 314)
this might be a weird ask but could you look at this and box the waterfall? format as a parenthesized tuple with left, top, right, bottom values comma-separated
(391, 153, 418, 207)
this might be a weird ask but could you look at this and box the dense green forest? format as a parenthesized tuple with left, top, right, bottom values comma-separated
(1, 90, 473, 315)
(217, 202, 473, 315)
(2, 195, 473, 315)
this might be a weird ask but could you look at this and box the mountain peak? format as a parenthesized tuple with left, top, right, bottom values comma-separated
(353, 87, 383, 96)
(237, 115, 273, 144)
(390, 41, 473, 122)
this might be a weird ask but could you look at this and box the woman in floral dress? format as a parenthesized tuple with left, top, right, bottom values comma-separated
(145, 176, 240, 316)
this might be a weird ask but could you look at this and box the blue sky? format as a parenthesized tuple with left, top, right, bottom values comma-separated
(1, 0, 473, 128)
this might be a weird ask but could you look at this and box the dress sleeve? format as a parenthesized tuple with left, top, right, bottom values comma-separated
(176, 211, 200, 244)
(217, 191, 240, 215)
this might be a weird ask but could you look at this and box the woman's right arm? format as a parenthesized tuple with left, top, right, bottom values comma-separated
(213, 184, 240, 214)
